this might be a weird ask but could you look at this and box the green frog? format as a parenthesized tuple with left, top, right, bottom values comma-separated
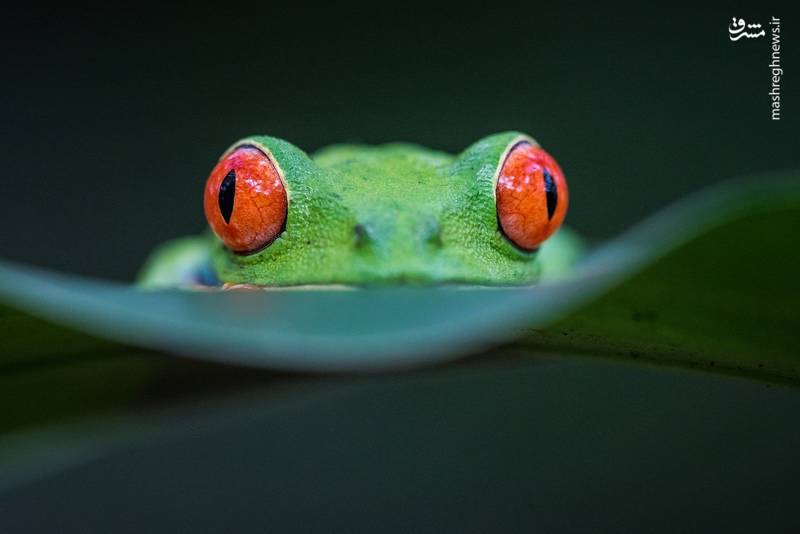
(138, 132, 581, 288)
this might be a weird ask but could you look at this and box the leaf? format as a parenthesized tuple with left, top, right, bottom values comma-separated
(0, 172, 797, 384)
(520, 175, 800, 382)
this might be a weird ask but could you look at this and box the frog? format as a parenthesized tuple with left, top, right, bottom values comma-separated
(137, 132, 582, 288)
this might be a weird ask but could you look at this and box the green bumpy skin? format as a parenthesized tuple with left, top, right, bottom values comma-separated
(138, 132, 582, 288)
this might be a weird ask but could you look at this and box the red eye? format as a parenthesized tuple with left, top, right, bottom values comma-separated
(203, 145, 288, 253)
(496, 142, 569, 250)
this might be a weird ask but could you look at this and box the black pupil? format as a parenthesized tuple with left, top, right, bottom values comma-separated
(543, 169, 558, 220)
(219, 169, 236, 224)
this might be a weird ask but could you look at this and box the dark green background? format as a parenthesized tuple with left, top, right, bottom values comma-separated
(4, 359, 800, 533)
(0, 6, 796, 280)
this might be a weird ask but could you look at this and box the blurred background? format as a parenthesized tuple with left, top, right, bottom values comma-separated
(0, 5, 795, 280)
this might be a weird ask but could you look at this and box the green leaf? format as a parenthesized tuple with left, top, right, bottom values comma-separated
(0, 173, 797, 384)
(521, 175, 800, 383)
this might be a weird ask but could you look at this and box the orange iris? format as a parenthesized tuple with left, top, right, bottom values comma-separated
(496, 142, 568, 250)
(203, 146, 288, 253)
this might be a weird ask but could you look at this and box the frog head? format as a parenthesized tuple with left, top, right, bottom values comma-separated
(203, 132, 568, 286)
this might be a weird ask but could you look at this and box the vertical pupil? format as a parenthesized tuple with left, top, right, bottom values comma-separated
(218, 169, 236, 224)
(543, 169, 558, 220)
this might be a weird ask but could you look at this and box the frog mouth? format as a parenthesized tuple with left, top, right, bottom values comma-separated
(217, 282, 528, 291)
(220, 283, 356, 291)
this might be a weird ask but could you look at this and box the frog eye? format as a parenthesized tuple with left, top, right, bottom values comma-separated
(203, 145, 288, 253)
(495, 142, 569, 250)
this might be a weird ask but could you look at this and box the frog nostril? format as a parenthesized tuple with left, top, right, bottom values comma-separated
(354, 223, 370, 248)
(422, 220, 443, 248)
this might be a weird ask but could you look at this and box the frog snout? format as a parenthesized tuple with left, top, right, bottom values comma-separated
(351, 218, 443, 251)
(420, 219, 443, 248)
(353, 223, 371, 248)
